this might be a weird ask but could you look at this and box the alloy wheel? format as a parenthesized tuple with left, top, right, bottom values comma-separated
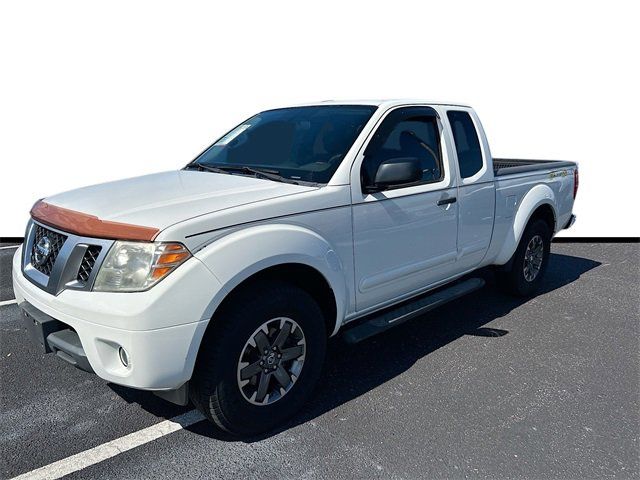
(523, 234, 544, 282)
(236, 317, 306, 406)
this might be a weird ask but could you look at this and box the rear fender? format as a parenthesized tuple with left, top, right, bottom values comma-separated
(494, 184, 557, 265)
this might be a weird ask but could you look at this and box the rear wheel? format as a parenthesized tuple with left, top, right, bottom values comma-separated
(496, 219, 551, 297)
(190, 282, 326, 436)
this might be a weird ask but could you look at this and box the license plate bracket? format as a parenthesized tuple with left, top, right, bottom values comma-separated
(20, 303, 65, 354)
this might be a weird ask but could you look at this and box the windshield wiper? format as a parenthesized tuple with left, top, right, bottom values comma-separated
(212, 165, 300, 185)
(184, 162, 230, 174)
(185, 162, 300, 185)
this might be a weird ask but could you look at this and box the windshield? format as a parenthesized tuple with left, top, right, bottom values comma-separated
(192, 105, 377, 183)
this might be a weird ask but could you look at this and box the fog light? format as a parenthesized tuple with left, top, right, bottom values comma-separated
(118, 347, 130, 367)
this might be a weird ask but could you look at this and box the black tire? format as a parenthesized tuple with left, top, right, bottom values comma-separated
(496, 219, 551, 297)
(190, 281, 327, 436)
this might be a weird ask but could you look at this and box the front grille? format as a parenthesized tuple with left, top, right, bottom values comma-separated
(31, 225, 67, 276)
(77, 246, 102, 284)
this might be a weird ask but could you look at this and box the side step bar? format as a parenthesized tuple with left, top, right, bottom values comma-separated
(342, 278, 485, 344)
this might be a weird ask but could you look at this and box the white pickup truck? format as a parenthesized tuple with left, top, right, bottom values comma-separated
(13, 100, 577, 435)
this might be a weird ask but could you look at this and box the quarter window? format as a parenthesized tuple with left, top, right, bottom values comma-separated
(447, 111, 483, 178)
(361, 107, 443, 189)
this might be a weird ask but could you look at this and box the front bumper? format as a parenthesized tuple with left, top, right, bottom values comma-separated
(12, 246, 220, 391)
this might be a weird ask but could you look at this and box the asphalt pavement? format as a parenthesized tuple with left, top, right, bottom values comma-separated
(1, 242, 638, 479)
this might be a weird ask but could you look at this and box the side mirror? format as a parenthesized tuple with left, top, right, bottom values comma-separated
(368, 157, 422, 191)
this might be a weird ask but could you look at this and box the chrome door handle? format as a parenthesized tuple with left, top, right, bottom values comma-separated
(437, 197, 457, 206)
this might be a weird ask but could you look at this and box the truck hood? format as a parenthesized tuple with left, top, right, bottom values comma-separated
(44, 170, 318, 231)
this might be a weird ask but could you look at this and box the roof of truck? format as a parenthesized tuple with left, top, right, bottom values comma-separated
(289, 99, 472, 108)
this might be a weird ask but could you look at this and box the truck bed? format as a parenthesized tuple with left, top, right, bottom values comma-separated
(493, 158, 576, 176)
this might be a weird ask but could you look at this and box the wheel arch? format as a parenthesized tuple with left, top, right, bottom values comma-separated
(211, 263, 339, 337)
(195, 224, 348, 339)
(528, 203, 556, 232)
(494, 184, 558, 265)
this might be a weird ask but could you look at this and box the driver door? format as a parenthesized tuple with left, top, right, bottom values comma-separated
(351, 106, 459, 312)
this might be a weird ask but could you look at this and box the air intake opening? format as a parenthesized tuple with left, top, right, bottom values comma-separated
(77, 245, 102, 284)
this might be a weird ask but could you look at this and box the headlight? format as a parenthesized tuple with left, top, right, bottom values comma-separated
(93, 241, 191, 292)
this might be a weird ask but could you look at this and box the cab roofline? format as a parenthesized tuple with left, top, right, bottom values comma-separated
(271, 99, 472, 109)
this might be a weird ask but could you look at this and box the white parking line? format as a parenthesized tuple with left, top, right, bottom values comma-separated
(0, 245, 21, 250)
(0, 299, 17, 307)
(10, 409, 206, 480)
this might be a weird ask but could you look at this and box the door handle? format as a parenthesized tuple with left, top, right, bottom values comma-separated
(437, 197, 457, 206)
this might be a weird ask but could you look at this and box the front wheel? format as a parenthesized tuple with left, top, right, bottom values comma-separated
(190, 282, 327, 436)
(496, 219, 552, 297)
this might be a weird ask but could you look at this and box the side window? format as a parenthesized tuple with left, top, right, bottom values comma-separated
(361, 107, 443, 189)
(447, 111, 483, 178)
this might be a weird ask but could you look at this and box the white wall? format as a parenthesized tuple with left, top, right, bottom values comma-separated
(1, 0, 638, 237)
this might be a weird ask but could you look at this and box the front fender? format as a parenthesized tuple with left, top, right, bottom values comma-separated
(194, 224, 348, 335)
(494, 184, 557, 265)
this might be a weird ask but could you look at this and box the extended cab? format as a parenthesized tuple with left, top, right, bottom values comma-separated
(13, 100, 577, 435)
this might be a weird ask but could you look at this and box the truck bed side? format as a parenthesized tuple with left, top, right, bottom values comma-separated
(484, 161, 577, 266)
(493, 158, 577, 176)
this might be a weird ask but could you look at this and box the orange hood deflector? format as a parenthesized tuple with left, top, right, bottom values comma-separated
(30, 200, 159, 241)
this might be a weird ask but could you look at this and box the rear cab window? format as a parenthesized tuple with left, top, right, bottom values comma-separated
(447, 110, 483, 179)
